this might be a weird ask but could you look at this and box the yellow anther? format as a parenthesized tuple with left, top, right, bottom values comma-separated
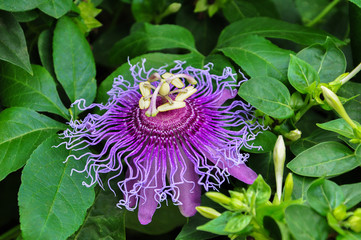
(157, 101, 186, 112)
(139, 97, 150, 109)
(139, 82, 151, 97)
(159, 81, 170, 96)
(162, 72, 185, 88)
(175, 86, 197, 101)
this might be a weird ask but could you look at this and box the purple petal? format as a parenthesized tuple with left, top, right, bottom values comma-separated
(227, 163, 258, 184)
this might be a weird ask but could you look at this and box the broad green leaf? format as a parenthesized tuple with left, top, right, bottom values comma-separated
(291, 174, 314, 201)
(109, 22, 202, 65)
(285, 205, 328, 240)
(317, 118, 355, 139)
(126, 203, 186, 235)
(38, 29, 55, 78)
(238, 76, 294, 119)
(296, 38, 346, 83)
(288, 54, 319, 94)
(287, 141, 360, 177)
(246, 175, 271, 205)
(12, 10, 39, 22)
(53, 16, 96, 104)
(306, 178, 344, 216)
(218, 35, 293, 82)
(0, 63, 69, 119)
(19, 135, 95, 240)
(217, 17, 344, 48)
(247, 152, 275, 188)
(0, 0, 38, 12)
(341, 182, 361, 210)
(295, 0, 329, 24)
(97, 52, 204, 104)
(69, 188, 126, 240)
(263, 216, 291, 240)
(197, 211, 232, 235)
(0, 107, 64, 181)
(337, 232, 361, 240)
(0, 11, 32, 74)
(350, 1, 361, 64)
(338, 82, 361, 123)
(242, 131, 278, 154)
(350, 0, 361, 10)
(131, 0, 165, 22)
(224, 214, 252, 233)
(38, 0, 72, 18)
(290, 129, 339, 156)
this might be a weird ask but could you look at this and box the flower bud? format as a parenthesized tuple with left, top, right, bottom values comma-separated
(348, 215, 361, 233)
(284, 129, 302, 141)
(273, 135, 286, 201)
(354, 208, 361, 217)
(333, 204, 347, 221)
(290, 92, 304, 110)
(228, 190, 245, 201)
(166, 3, 181, 13)
(283, 173, 293, 202)
(195, 206, 221, 219)
(206, 192, 231, 205)
(272, 193, 281, 205)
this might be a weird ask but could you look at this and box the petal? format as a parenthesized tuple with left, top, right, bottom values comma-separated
(213, 88, 237, 106)
(138, 189, 158, 225)
(227, 163, 257, 184)
(178, 181, 201, 217)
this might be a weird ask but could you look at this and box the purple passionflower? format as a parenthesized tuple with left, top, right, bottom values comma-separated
(61, 60, 263, 225)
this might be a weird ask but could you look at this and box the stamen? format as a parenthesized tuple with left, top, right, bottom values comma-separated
(162, 73, 185, 88)
(139, 97, 151, 109)
(164, 95, 174, 104)
(157, 101, 186, 112)
(145, 81, 162, 117)
(139, 82, 151, 97)
(167, 74, 197, 85)
(148, 73, 161, 82)
(175, 86, 197, 102)
(159, 80, 170, 96)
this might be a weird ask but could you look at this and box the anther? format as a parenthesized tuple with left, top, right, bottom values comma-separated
(175, 86, 197, 101)
(157, 101, 186, 112)
(162, 73, 185, 88)
(139, 97, 150, 109)
(139, 82, 151, 97)
(148, 73, 161, 82)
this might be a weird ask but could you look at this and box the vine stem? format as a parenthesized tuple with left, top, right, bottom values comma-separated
(306, 0, 340, 27)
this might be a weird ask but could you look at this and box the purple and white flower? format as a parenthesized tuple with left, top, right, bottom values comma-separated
(60, 60, 263, 225)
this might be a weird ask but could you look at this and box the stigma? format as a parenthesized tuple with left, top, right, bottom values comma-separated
(138, 72, 198, 117)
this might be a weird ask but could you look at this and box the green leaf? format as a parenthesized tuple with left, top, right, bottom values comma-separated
(306, 178, 344, 216)
(350, 0, 361, 9)
(295, 0, 329, 24)
(53, 16, 96, 105)
(296, 37, 346, 83)
(290, 129, 339, 156)
(342, 182, 361, 210)
(0, 0, 39, 12)
(287, 141, 360, 177)
(69, 188, 126, 240)
(263, 216, 291, 240)
(131, 0, 166, 22)
(0, 107, 64, 181)
(287, 54, 320, 94)
(317, 118, 355, 139)
(224, 213, 252, 233)
(97, 52, 204, 104)
(19, 135, 95, 240)
(285, 205, 329, 240)
(38, 0, 72, 18)
(238, 76, 294, 119)
(338, 82, 361, 123)
(217, 17, 344, 48)
(247, 152, 275, 188)
(0, 63, 69, 119)
(242, 131, 278, 153)
(197, 211, 233, 235)
(246, 175, 271, 205)
(291, 174, 314, 201)
(109, 22, 202, 66)
(350, 1, 361, 65)
(218, 35, 293, 82)
(12, 10, 39, 22)
(38, 29, 55, 78)
(0, 11, 32, 74)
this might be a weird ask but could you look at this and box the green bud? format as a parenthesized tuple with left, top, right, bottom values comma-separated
(272, 193, 281, 205)
(166, 3, 181, 13)
(290, 92, 304, 110)
(206, 192, 231, 205)
(347, 215, 361, 233)
(283, 173, 294, 202)
(354, 208, 361, 217)
(228, 190, 245, 201)
(229, 198, 248, 211)
(333, 204, 347, 221)
(284, 129, 302, 141)
(273, 135, 286, 201)
(195, 206, 221, 219)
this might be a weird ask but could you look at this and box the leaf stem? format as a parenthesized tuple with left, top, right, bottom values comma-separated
(294, 97, 315, 124)
(306, 0, 340, 27)
(0, 225, 20, 240)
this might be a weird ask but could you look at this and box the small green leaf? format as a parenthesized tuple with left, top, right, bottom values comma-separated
(306, 178, 344, 216)
(0, 11, 32, 74)
(338, 82, 361, 123)
(285, 205, 329, 240)
(109, 22, 201, 65)
(317, 118, 355, 139)
(38, 0, 72, 18)
(12, 10, 39, 22)
(288, 54, 320, 94)
(219, 35, 293, 82)
(197, 211, 236, 235)
(287, 141, 360, 177)
(246, 175, 271, 205)
(53, 16, 96, 105)
(224, 213, 252, 233)
(19, 135, 95, 240)
(242, 131, 278, 154)
(0, 0, 39, 12)
(327, 212, 345, 235)
(0, 107, 65, 181)
(342, 182, 361, 210)
(238, 76, 294, 119)
(296, 37, 346, 83)
(217, 17, 344, 48)
(349, 0, 361, 9)
(0, 63, 69, 119)
(38, 29, 55, 78)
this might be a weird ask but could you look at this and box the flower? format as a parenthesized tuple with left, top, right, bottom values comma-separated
(60, 60, 263, 225)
